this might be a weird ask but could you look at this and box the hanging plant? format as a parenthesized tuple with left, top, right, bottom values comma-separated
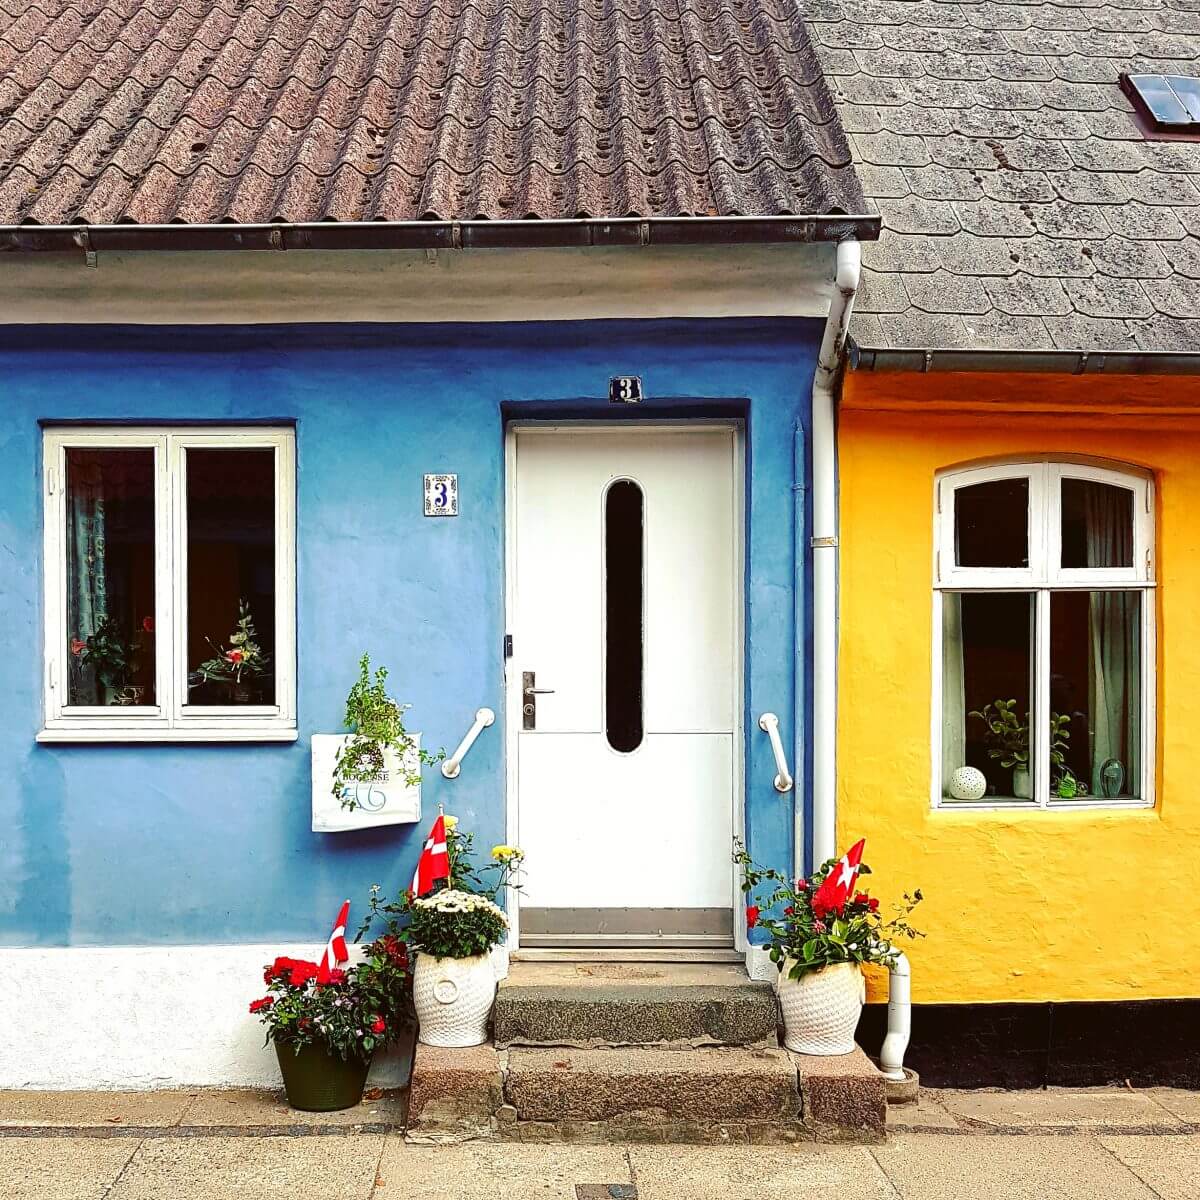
(332, 654, 443, 811)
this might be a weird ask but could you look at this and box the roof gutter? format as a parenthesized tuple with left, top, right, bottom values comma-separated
(1, 214, 881, 256)
(851, 345, 1200, 376)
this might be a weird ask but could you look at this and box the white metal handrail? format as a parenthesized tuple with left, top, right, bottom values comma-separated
(758, 712, 793, 793)
(441, 707, 496, 779)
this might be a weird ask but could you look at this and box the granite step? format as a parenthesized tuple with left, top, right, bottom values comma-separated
(493, 962, 779, 1048)
(504, 1045, 801, 1125)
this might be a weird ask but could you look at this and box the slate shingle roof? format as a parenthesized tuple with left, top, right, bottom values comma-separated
(0, 0, 867, 226)
(810, 0, 1200, 354)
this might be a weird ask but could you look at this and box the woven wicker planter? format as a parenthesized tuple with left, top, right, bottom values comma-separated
(776, 960, 865, 1056)
(413, 952, 496, 1047)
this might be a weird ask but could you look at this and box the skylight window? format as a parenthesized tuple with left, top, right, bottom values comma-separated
(1121, 73, 1200, 131)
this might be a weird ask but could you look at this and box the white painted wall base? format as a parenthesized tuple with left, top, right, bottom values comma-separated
(744, 944, 777, 983)
(0, 945, 416, 1091)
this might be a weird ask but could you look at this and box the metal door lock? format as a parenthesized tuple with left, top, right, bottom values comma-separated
(522, 671, 554, 729)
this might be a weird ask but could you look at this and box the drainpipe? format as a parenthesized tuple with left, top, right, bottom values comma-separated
(811, 238, 859, 868)
(809, 240, 912, 1082)
(793, 424, 808, 880)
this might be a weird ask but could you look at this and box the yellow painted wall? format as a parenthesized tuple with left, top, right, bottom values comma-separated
(838, 372, 1200, 1004)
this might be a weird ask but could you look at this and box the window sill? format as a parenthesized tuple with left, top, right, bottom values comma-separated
(934, 799, 1153, 814)
(37, 725, 298, 744)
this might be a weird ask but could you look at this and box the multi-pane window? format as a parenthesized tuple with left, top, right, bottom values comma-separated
(935, 461, 1153, 808)
(42, 428, 296, 741)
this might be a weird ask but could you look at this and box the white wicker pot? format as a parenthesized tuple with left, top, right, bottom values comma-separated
(412, 952, 496, 1047)
(776, 960, 865, 1056)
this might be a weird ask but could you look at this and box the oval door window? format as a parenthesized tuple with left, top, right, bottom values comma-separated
(605, 480, 644, 752)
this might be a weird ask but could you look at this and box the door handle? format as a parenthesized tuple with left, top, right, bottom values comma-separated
(522, 671, 553, 729)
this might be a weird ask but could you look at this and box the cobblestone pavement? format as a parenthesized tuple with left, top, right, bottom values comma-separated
(2, 1086, 1198, 1199)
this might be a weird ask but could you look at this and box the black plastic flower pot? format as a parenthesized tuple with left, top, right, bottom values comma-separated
(274, 1041, 372, 1112)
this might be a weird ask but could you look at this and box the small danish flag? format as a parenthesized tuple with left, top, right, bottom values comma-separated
(812, 839, 866, 914)
(411, 814, 450, 898)
(315, 899, 350, 984)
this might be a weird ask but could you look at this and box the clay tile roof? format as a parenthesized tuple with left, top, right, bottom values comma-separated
(0, 0, 868, 227)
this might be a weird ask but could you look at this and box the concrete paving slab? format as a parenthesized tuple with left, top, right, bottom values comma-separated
(875, 1134, 1159, 1199)
(379, 1139, 632, 1199)
(1145, 1087, 1200, 1124)
(885, 1094, 960, 1133)
(939, 1087, 1185, 1130)
(1101, 1134, 1200, 1200)
(0, 1089, 193, 1128)
(628, 1144, 896, 1200)
(179, 1087, 405, 1127)
(106, 1134, 385, 1200)
(0, 1136, 138, 1200)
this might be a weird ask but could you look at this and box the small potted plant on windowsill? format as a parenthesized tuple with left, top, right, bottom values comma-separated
(249, 936, 411, 1112)
(735, 839, 922, 1055)
(364, 820, 524, 1047)
(72, 615, 151, 705)
(969, 700, 1084, 799)
(196, 599, 271, 704)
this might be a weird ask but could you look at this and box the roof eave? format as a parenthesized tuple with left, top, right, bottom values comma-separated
(851, 345, 1200, 377)
(0, 214, 881, 255)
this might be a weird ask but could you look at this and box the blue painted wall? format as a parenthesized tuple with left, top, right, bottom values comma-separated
(0, 318, 819, 946)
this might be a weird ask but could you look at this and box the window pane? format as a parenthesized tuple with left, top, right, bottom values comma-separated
(1061, 479, 1134, 569)
(186, 449, 276, 706)
(65, 449, 156, 706)
(942, 592, 1035, 801)
(954, 479, 1029, 568)
(1050, 591, 1141, 800)
(605, 480, 644, 753)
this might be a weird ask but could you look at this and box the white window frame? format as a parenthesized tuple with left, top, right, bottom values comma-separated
(40, 426, 296, 743)
(932, 458, 1154, 811)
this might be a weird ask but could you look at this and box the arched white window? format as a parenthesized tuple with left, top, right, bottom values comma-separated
(934, 460, 1153, 809)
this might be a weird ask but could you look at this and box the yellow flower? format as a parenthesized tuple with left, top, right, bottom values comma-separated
(442, 815, 459, 830)
(491, 844, 524, 863)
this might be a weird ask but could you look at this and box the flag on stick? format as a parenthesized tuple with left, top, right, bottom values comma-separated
(411, 814, 450, 898)
(812, 839, 866, 916)
(315, 899, 350, 984)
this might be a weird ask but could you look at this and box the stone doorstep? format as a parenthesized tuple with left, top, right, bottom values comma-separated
(493, 962, 779, 1049)
(407, 1041, 887, 1144)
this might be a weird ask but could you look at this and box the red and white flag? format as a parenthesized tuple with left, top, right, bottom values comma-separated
(812, 839, 866, 914)
(411, 814, 450, 898)
(315, 899, 350, 984)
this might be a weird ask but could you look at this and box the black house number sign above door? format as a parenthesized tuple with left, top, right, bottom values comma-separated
(609, 376, 644, 404)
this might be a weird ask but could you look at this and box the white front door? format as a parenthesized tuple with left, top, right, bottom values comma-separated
(508, 425, 739, 949)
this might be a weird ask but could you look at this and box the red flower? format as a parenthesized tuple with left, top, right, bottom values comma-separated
(142, 616, 154, 633)
(249, 996, 273, 1014)
(226, 649, 244, 664)
(868, 898, 880, 913)
(783, 906, 795, 916)
(854, 892, 869, 905)
(795, 878, 809, 891)
(71, 637, 87, 656)
(288, 961, 318, 987)
(371, 1017, 386, 1035)
(746, 905, 760, 930)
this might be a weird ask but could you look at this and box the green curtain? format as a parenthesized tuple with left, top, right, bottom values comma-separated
(66, 458, 108, 704)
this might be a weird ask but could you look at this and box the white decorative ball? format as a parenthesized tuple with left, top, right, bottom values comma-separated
(948, 766, 987, 801)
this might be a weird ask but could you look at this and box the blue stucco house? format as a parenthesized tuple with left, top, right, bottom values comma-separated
(0, 0, 875, 1086)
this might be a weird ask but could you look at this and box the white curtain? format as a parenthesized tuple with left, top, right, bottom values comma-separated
(941, 593, 966, 793)
(1085, 485, 1138, 798)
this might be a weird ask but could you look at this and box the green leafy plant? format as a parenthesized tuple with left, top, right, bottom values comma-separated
(734, 841, 922, 981)
(359, 818, 526, 959)
(969, 699, 1079, 789)
(73, 616, 138, 689)
(332, 654, 443, 811)
(197, 600, 271, 685)
(248, 935, 410, 1063)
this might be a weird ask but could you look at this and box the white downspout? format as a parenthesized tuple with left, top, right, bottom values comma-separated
(811, 238, 859, 868)
(809, 241, 911, 1079)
